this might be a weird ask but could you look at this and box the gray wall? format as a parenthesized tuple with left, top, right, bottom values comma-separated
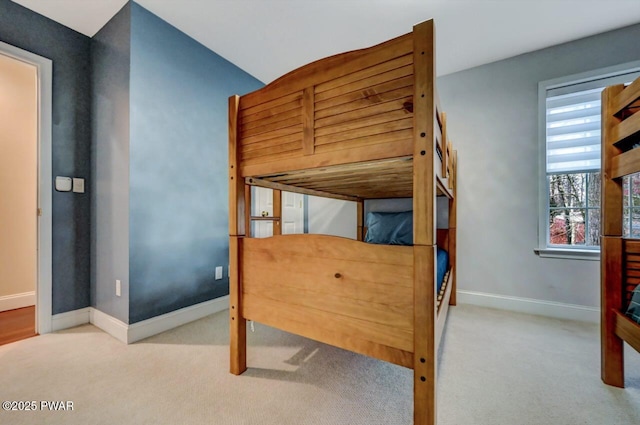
(127, 3, 263, 323)
(0, 0, 91, 314)
(308, 197, 357, 238)
(437, 23, 640, 307)
(91, 3, 131, 323)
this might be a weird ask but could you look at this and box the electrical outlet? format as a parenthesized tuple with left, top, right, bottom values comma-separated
(116, 280, 121, 297)
(215, 266, 223, 280)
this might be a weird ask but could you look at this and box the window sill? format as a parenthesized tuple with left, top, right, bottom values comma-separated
(534, 247, 600, 261)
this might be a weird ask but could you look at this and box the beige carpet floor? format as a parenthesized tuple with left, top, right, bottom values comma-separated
(1, 304, 639, 424)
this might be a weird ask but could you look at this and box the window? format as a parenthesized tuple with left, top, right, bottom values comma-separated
(623, 174, 640, 239)
(538, 63, 640, 259)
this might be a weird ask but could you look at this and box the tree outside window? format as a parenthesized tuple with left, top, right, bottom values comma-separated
(548, 172, 600, 247)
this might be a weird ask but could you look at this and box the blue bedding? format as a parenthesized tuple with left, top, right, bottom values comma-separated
(365, 211, 450, 290)
(364, 211, 413, 245)
(436, 248, 449, 293)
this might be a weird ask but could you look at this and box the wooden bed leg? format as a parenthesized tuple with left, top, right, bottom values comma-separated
(357, 200, 364, 241)
(601, 236, 624, 387)
(414, 245, 437, 425)
(230, 236, 246, 375)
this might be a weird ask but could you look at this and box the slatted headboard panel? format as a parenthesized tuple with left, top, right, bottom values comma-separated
(623, 239, 640, 307)
(237, 33, 415, 173)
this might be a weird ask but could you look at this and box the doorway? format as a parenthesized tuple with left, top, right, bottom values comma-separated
(252, 187, 304, 238)
(0, 41, 53, 339)
(0, 52, 37, 344)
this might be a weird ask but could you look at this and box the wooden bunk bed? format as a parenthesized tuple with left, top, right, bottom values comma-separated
(228, 20, 457, 424)
(601, 75, 640, 387)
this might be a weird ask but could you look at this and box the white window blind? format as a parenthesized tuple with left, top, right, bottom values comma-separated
(545, 71, 640, 174)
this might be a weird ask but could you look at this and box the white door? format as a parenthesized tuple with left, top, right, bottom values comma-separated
(252, 186, 274, 238)
(282, 191, 304, 234)
(252, 187, 304, 237)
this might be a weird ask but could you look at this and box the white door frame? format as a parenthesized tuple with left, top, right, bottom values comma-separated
(0, 41, 53, 334)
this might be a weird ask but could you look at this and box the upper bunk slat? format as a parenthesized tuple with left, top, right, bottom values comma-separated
(240, 33, 413, 110)
(240, 138, 414, 178)
(241, 106, 301, 130)
(314, 97, 412, 130)
(315, 64, 413, 102)
(315, 117, 413, 145)
(241, 91, 302, 118)
(611, 111, 640, 148)
(613, 77, 640, 117)
(315, 75, 413, 113)
(612, 146, 640, 179)
(315, 54, 413, 94)
(605, 78, 640, 179)
(314, 129, 412, 153)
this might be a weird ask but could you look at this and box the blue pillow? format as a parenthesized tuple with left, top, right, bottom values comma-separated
(365, 211, 413, 245)
(436, 248, 449, 291)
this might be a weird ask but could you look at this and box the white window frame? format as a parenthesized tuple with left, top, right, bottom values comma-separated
(537, 61, 640, 261)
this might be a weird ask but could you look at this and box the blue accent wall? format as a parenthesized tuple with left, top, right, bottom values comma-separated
(128, 3, 262, 323)
(91, 3, 131, 323)
(0, 0, 91, 314)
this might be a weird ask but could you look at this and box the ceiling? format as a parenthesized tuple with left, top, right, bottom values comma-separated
(12, 0, 640, 83)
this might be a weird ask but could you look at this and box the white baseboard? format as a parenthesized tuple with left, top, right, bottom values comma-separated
(51, 307, 91, 331)
(90, 308, 129, 343)
(457, 290, 599, 323)
(127, 295, 229, 343)
(0, 291, 36, 312)
(48, 295, 230, 344)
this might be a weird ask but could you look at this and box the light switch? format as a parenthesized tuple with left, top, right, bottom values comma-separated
(72, 178, 85, 193)
(55, 176, 72, 192)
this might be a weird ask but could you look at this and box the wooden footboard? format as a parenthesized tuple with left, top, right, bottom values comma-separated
(241, 234, 415, 368)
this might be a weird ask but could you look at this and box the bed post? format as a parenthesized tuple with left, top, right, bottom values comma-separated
(273, 189, 282, 236)
(449, 151, 457, 306)
(229, 94, 247, 375)
(357, 200, 364, 241)
(601, 84, 625, 387)
(412, 19, 437, 425)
